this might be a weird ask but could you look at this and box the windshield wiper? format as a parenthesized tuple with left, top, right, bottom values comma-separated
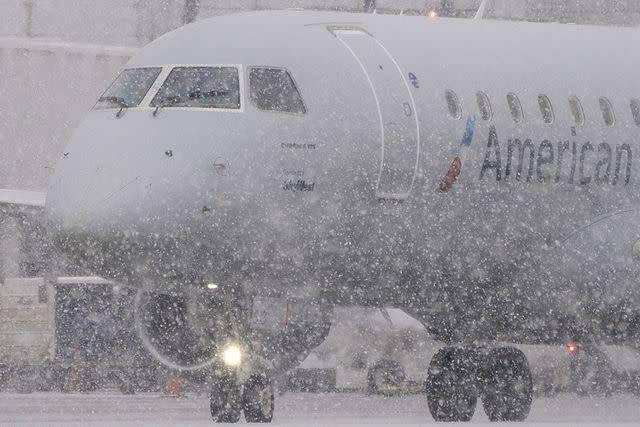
(98, 96, 130, 118)
(153, 89, 229, 117)
(98, 96, 129, 108)
(154, 95, 182, 110)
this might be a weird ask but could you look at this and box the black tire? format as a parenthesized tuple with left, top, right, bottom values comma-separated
(210, 378, 241, 423)
(243, 373, 274, 423)
(425, 347, 478, 422)
(367, 359, 406, 395)
(481, 347, 533, 422)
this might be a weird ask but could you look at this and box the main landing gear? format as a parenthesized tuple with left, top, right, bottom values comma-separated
(210, 370, 275, 423)
(425, 346, 533, 422)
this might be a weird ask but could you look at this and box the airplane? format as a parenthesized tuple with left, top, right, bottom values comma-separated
(2, 6, 640, 423)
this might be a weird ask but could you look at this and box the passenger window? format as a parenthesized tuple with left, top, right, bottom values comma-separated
(569, 96, 585, 126)
(599, 97, 615, 127)
(538, 94, 554, 124)
(249, 68, 306, 114)
(150, 67, 240, 109)
(94, 67, 161, 109)
(445, 90, 462, 119)
(507, 93, 524, 123)
(476, 91, 492, 121)
(631, 99, 640, 127)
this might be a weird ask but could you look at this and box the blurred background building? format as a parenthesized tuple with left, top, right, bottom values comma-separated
(1, 1, 640, 48)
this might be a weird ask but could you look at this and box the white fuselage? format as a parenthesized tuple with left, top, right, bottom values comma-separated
(44, 11, 640, 341)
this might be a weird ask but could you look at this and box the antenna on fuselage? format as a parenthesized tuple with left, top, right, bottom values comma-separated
(474, 0, 489, 20)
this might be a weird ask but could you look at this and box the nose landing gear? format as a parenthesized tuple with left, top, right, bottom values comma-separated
(209, 370, 275, 424)
(242, 373, 275, 423)
(425, 346, 533, 422)
(209, 371, 242, 423)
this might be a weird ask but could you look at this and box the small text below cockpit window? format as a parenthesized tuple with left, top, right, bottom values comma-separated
(94, 67, 162, 110)
(249, 68, 306, 114)
(150, 67, 241, 110)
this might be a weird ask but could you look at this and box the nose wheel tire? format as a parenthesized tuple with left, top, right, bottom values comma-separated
(243, 373, 275, 423)
(210, 376, 242, 423)
(425, 347, 478, 422)
(481, 347, 533, 422)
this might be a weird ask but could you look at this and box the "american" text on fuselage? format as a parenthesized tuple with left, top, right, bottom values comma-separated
(480, 127, 632, 186)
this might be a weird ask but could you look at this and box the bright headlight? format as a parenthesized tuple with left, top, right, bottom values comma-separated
(222, 344, 242, 367)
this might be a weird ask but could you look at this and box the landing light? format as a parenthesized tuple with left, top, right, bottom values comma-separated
(222, 344, 242, 367)
(428, 9, 438, 19)
(567, 343, 578, 354)
(207, 283, 219, 290)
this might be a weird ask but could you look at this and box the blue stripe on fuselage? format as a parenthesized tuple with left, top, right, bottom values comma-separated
(461, 115, 476, 147)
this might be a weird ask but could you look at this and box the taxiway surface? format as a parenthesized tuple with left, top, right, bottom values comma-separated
(1, 391, 639, 426)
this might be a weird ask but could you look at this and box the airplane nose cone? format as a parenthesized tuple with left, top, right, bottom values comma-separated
(45, 121, 217, 239)
(45, 114, 161, 232)
(47, 162, 150, 231)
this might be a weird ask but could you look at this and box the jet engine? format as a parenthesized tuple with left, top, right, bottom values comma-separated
(133, 283, 334, 374)
(134, 285, 240, 371)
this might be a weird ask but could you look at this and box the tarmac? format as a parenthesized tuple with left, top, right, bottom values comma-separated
(1, 391, 640, 426)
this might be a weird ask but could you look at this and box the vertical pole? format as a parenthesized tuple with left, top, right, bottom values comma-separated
(441, 0, 454, 16)
(24, 0, 33, 37)
(364, 0, 376, 13)
(183, 0, 200, 25)
(134, 0, 145, 46)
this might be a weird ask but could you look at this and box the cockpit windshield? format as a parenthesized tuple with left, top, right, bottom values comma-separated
(150, 67, 240, 110)
(94, 67, 162, 110)
(249, 68, 306, 114)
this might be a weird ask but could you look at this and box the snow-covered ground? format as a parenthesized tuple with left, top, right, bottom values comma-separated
(1, 392, 639, 426)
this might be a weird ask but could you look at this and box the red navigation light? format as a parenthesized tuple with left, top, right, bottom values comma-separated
(428, 9, 438, 19)
(567, 343, 577, 354)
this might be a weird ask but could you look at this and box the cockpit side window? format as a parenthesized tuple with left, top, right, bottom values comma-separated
(150, 67, 240, 109)
(94, 67, 162, 110)
(249, 68, 306, 114)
